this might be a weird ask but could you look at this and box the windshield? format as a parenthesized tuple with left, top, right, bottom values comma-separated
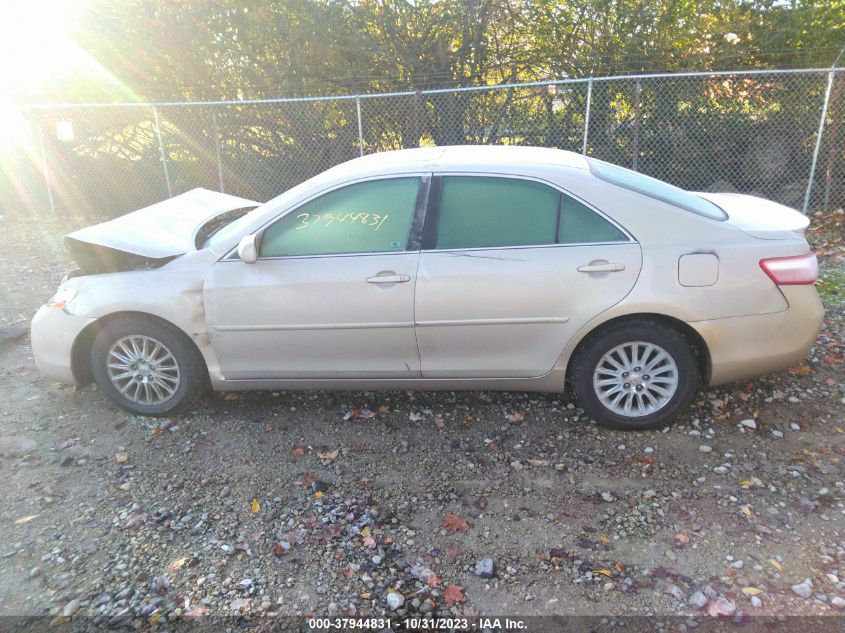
(587, 158, 727, 221)
(204, 206, 265, 250)
(197, 208, 255, 249)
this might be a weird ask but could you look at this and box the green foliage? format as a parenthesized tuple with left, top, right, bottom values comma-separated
(59, 1, 844, 104)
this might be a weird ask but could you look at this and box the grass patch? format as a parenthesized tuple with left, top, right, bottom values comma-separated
(818, 266, 845, 307)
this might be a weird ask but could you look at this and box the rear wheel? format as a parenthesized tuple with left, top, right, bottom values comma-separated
(91, 316, 206, 416)
(571, 319, 698, 430)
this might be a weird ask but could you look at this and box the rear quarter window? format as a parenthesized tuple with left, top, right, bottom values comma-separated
(588, 158, 727, 221)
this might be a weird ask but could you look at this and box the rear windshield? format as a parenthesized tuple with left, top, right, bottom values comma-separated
(587, 158, 727, 221)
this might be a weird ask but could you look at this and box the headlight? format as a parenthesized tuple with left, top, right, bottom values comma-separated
(47, 287, 78, 309)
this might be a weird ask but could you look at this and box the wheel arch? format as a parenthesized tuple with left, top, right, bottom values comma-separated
(564, 313, 712, 388)
(70, 311, 208, 386)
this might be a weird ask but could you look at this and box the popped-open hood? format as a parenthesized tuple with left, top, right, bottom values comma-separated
(65, 188, 259, 274)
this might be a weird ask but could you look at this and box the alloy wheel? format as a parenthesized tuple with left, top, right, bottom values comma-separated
(592, 341, 679, 418)
(106, 335, 181, 405)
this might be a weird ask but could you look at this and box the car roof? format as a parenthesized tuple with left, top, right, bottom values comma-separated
(324, 145, 590, 179)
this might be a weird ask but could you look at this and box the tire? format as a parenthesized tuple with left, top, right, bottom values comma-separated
(90, 315, 207, 416)
(570, 319, 698, 431)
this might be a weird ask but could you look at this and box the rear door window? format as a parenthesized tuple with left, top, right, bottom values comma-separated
(435, 176, 559, 249)
(432, 176, 629, 249)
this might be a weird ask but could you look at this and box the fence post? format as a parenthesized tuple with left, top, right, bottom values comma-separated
(356, 97, 364, 157)
(803, 70, 835, 213)
(211, 108, 225, 193)
(35, 122, 56, 215)
(582, 77, 593, 155)
(632, 78, 641, 171)
(152, 105, 173, 198)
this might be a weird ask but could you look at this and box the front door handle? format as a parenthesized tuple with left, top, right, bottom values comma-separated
(577, 262, 626, 273)
(366, 274, 411, 284)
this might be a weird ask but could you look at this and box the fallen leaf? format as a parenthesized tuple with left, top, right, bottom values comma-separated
(291, 444, 307, 457)
(250, 498, 261, 513)
(506, 410, 525, 423)
(443, 584, 466, 605)
(789, 363, 812, 375)
(441, 513, 472, 534)
(114, 452, 128, 463)
(295, 472, 315, 487)
(592, 568, 613, 578)
(317, 448, 339, 460)
(378, 404, 391, 413)
(742, 587, 763, 596)
(673, 533, 690, 546)
(168, 557, 188, 571)
(360, 526, 371, 537)
(408, 412, 424, 422)
(14, 515, 38, 525)
(769, 559, 783, 571)
(314, 491, 324, 500)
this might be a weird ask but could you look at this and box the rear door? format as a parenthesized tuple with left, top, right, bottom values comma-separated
(414, 175, 642, 378)
(204, 176, 428, 380)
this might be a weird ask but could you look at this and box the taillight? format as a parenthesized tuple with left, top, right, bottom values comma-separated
(759, 253, 818, 285)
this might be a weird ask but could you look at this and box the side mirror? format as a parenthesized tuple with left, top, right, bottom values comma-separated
(237, 234, 259, 264)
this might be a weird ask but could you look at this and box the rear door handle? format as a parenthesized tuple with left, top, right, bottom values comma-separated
(366, 274, 411, 284)
(577, 262, 626, 273)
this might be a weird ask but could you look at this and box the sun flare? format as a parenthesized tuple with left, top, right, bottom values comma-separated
(0, 0, 92, 99)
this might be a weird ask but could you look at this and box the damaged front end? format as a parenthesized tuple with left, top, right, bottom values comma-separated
(63, 240, 177, 278)
(63, 188, 260, 276)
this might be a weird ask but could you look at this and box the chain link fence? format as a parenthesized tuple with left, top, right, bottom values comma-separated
(4, 68, 843, 222)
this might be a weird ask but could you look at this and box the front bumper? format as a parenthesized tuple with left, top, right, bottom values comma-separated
(690, 285, 825, 386)
(31, 305, 96, 385)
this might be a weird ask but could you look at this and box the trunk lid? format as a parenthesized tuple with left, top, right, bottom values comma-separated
(696, 192, 810, 240)
(65, 188, 259, 275)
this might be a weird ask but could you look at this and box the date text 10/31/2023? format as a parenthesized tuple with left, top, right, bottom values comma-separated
(307, 617, 529, 630)
(295, 211, 391, 231)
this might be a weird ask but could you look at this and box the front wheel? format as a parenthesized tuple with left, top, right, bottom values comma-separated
(90, 316, 207, 416)
(570, 319, 698, 431)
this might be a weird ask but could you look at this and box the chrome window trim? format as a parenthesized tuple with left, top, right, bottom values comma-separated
(420, 241, 639, 255)
(222, 250, 415, 262)
(220, 169, 637, 262)
(427, 170, 637, 250)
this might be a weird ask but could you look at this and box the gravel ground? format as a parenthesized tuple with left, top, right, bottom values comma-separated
(0, 210, 843, 626)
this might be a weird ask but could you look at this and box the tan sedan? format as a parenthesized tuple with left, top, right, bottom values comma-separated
(31, 146, 823, 429)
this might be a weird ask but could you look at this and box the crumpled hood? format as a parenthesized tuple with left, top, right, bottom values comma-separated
(66, 188, 259, 259)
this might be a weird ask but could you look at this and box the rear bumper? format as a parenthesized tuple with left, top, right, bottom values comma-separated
(690, 285, 824, 386)
(31, 305, 95, 385)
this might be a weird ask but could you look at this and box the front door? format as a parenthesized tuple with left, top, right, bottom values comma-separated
(414, 175, 642, 378)
(204, 176, 425, 380)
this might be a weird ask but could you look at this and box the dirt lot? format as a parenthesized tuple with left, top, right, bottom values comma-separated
(0, 210, 844, 626)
